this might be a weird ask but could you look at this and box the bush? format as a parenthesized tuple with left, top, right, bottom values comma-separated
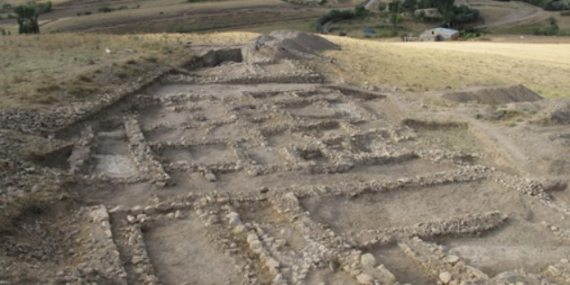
(316, 9, 357, 32)
(389, 0, 403, 13)
(544, 0, 569, 11)
(355, 5, 369, 17)
(97, 6, 113, 13)
(532, 16, 562, 35)
(68, 85, 100, 98)
(532, 25, 560, 35)
(390, 13, 402, 26)
(36, 1, 52, 14)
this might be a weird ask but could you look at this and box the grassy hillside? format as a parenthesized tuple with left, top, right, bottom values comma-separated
(0, 32, 257, 109)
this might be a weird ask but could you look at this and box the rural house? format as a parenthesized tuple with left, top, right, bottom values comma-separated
(420, 27, 459, 41)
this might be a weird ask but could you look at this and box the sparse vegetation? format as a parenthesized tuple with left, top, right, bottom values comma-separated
(0, 32, 257, 109)
(316, 5, 370, 32)
(187, 0, 225, 2)
(97, 6, 113, 13)
(532, 16, 567, 35)
(519, 0, 570, 11)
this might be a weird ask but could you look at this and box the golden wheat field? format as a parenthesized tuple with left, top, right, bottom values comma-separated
(323, 36, 570, 98)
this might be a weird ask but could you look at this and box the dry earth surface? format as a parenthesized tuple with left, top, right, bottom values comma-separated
(0, 29, 570, 285)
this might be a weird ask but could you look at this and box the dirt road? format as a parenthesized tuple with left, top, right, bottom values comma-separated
(474, 0, 548, 29)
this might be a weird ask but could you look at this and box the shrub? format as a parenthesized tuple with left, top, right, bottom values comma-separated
(97, 6, 113, 13)
(36, 84, 61, 93)
(389, 0, 403, 13)
(36, 1, 52, 14)
(316, 9, 357, 32)
(78, 74, 92, 82)
(544, 0, 569, 11)
(533, 16, 560, 35)
(115, 71, 129, 79)
(532, 25, 559, 35)
(390, 13, 402, 26)
(68, 85, 100, 98)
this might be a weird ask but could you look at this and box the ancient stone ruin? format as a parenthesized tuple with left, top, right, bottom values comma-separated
(1, 31, 570, 285)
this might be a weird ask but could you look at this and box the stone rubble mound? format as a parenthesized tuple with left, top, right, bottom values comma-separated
(252, 30, 340, 60)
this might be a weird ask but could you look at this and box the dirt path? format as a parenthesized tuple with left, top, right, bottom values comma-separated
(474, 1, 547, 29)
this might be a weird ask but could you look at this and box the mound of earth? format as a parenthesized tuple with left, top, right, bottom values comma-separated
(537, 99, 570, 125)
(252, 30, 340, 60)
(442, 84, 543, 105)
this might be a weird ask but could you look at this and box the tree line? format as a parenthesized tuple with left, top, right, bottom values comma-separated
(388, 0, 480, 29)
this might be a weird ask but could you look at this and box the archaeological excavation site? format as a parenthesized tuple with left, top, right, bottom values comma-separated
(1, 31, 570, 285)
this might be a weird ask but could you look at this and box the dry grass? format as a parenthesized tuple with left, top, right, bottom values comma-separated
(2, 0, 69, 5)
(40, 0, 288, 33)
(322, 36, 570, 98)
(0, 32, 258, 109)
(3, 28, 568, 111)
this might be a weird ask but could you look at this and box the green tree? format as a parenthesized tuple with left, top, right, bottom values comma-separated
(403, 0, 418, 11)
(419, 0, 432, 8)
(355, 5, 369, 17)
(390, 13, 402, 27)
(14, 3, 40, 34)
(389, 0, 403, 13)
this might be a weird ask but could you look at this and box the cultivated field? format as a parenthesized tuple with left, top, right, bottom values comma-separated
(322, 36, 570, 98)
(0, 0, 331, 34)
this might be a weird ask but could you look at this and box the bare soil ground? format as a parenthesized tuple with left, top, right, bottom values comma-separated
(1, 31, 570, 285)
